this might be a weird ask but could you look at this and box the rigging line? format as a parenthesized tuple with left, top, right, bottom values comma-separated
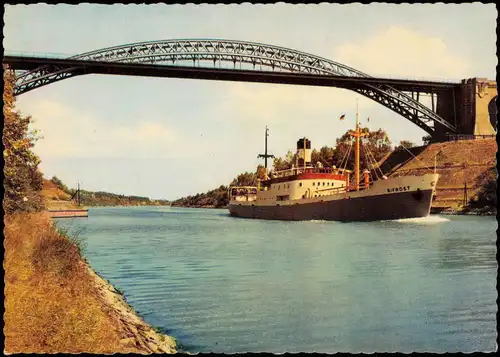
(399, 144, 433, 173)
(363, 142, 382, 181)
(361, 143, 380, 180)
(317, 154, 332, 168)
(337, 143, 349, 169)
(391, 155, 418, 178)
(372, 150, 385, 179)
(364, 143, 385, 179)
(338, 141, 350, 170)
(339, 141, 353, 168)
(371, 149, 386, 179)
(362, 145, 376, 178)
(374, 151, 393, 177)
(341, 141, 354, 175)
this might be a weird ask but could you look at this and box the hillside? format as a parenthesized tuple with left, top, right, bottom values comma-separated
(42, 179, 80, 210)
(170, 185, 229, 208)
(42, 178, 170, 209)
(380, 138, 497, 213)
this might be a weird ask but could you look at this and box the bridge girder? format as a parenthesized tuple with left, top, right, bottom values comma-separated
(11, 39, 456, 134)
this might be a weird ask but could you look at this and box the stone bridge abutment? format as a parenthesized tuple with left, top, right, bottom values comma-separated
(435, 78, 497, 141)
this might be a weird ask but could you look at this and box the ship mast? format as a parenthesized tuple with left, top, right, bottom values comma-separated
(257, 126, 275, 171)
(349, 99, 368, 191)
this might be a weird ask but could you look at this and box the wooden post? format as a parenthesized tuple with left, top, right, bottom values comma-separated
(464, 182, 468, 207)
(364, 170, 370, 188)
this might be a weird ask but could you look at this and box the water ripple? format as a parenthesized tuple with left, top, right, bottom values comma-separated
(57, 208, 497, 353)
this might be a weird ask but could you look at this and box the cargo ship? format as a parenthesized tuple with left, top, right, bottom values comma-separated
(228, 114, 438, 222)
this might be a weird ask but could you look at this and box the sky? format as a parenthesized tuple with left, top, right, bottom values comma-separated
(3, 3, 497, 200)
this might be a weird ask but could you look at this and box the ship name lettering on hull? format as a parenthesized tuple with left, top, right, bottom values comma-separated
(387, 186, 411, 193)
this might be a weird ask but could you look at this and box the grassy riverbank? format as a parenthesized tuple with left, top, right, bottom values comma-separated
(4, 213, 176, 354)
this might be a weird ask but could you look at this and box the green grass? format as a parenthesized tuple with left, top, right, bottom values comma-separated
(55, 225, 87, 258)
(151, 325, 163, 334)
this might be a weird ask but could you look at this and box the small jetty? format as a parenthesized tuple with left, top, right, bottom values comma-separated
(45, 181, 88, 218)
(48, 209, 89, 218)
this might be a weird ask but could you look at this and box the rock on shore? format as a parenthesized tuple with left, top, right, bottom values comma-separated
(85, 265, 177, 354)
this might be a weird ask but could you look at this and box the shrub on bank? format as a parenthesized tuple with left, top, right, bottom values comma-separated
(50, 176, 72, 195)
(3, 68, 45, 214)
(467, 166, 497, 213)
(30, 223, 84, 278)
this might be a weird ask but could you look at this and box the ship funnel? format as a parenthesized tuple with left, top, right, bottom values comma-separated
(296, 137, 312, 168)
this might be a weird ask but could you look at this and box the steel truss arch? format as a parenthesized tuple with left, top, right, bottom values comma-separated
(13, 39, 456, 133)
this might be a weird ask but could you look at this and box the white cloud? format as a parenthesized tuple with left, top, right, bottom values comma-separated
(333, 26, 470, 80)
(20, 99, 202, 159)
(217, 82, 373, 124)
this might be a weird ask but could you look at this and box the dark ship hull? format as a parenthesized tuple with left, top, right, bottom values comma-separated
(228, 188, 434, 222)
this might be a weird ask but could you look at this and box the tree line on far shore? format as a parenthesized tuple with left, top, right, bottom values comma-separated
(49, 176, 171, 207)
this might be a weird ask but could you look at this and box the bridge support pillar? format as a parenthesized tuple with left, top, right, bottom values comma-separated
(434, 78, 497, 142)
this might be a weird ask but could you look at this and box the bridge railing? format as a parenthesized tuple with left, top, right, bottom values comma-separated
(4, 51, 77, 59)
(370, 73, 462, 84)
(445, 134, 496, 141)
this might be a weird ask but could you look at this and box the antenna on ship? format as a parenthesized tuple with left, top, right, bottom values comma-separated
(257, 126, 275, 172)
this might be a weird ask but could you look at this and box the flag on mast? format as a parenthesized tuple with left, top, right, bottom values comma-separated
(339, 114, 345, 121)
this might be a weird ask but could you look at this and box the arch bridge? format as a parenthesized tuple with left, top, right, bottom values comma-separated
(5, 39, 492, 140)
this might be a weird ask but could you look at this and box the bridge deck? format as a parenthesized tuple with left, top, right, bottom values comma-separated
(3, 55, 460, 93)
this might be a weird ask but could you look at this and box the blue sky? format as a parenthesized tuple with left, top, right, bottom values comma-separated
(4, 3, 497, 200)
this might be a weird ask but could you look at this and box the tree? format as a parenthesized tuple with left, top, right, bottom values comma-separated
(272, 156, 291, 172)
(311, 149, 320, 166)
(397, 140, 416, 151)
(319, 146, 335, 165)
(469, 166, 497, 211)
(332, 127, 392, 171)
(51, 176, 71, 193)
(274, 150, 294, 171)
(3, 68, 45, 214)
(285, 150, 294, 165)
(256, 165, 267, 180)
(230, 171, 257, 187)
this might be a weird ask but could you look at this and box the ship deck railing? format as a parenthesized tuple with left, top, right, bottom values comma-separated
(270, 166, 352, 179)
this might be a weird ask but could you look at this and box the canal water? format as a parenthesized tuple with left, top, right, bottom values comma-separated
(55, 207, 497, 353)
